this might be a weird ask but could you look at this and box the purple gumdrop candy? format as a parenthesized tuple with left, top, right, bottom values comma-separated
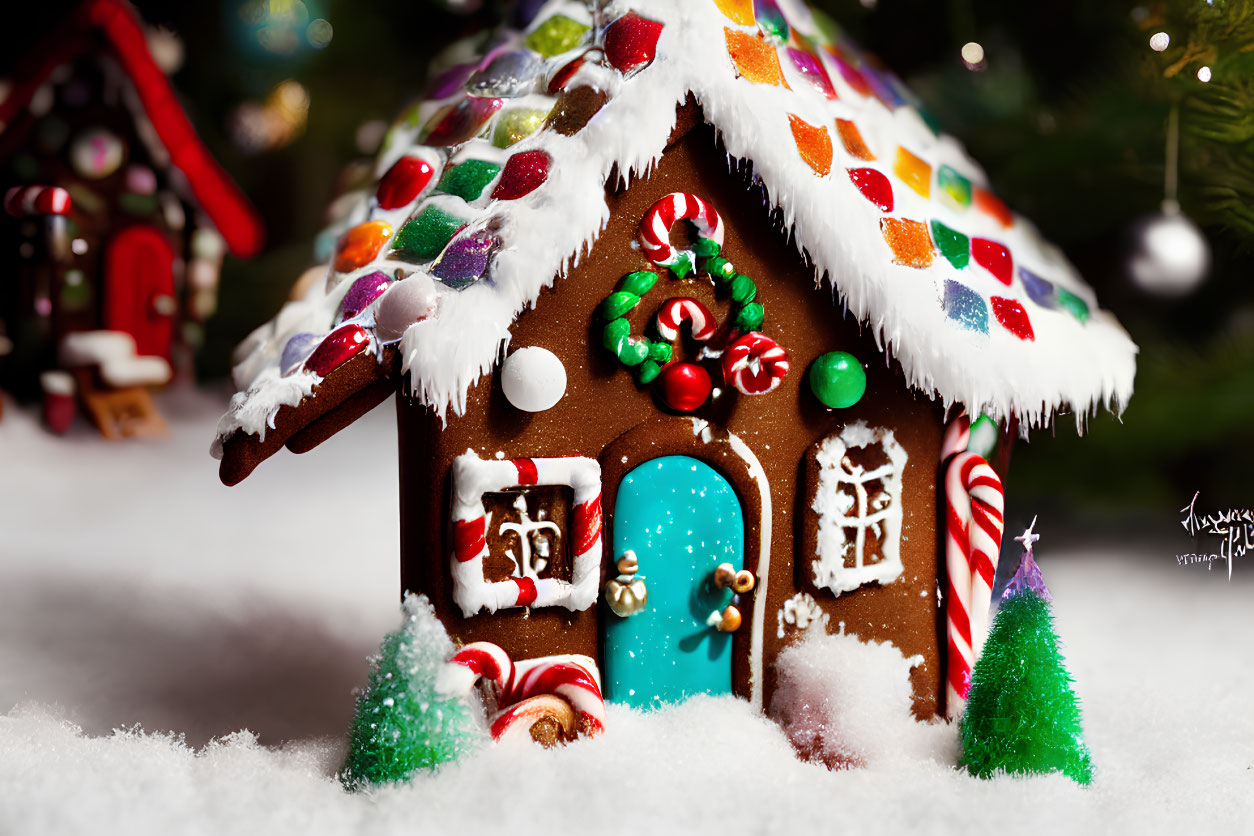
(1002, 550, 1052, 602)
(340, 270, 392, 320)
(431, 230, 500, 289)
(469, 50, 541, 98)
(280, 332, 323, 376)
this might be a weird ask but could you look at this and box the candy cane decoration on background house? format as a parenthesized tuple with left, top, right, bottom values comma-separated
(450, 451, 602, 617)
(944, 449, 1005, 718)
(638, 192, 724, 272)
(446, 642, 607, 742)
(4, 185, 72, 217)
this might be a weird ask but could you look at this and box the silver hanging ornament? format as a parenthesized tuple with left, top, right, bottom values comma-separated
(1128, 202, 1210, 297)
(1128, 104, 1211, 297)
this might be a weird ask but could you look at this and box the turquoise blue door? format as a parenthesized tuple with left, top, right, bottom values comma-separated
(604, 456, 745, 708)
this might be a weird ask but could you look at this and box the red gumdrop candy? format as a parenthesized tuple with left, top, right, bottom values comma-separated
(376, 157, 434, 211)
(972, 238, 1013, 285)
(990, 296, 1035, 340)
(847, 168, 893, 212)
(491, 151, 551, 200)
(304, 324, 370, 376)
(604, 12, 664, 73)
(656, 361, 712, 412)
(547, 55, 585, 94)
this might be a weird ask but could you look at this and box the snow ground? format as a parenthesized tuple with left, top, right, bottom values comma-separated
(1, 388, 1251, 836)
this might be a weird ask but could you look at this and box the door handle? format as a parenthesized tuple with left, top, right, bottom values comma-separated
(604, 550, 648, 617)
(706, 563, 754, 632)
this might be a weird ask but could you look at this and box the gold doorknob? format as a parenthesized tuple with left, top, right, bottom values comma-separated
(707, 604, 742, 632)
(712, 562, 755, 594)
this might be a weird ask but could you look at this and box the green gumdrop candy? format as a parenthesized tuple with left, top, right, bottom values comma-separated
(730, 274, 757, 304)
(618, 337, 649, 366)
(637, 359, 661, 383)
(436, 160, 502, 201)
(693, 237, 721, 259)
(647, 341, 672, 363)
(619, 271, 658, 297)
(930, 220, 970, 269)
(809, 351, 867, 409)
(392, 207, 464, 263)
(937, 164, 973, 208)
(602, 317, 630, 352)
(599, 291, 640, 320)
(735, 302, 764, 332)
(670, 252, 695, 279)
(1056, 288, 1090, 323)
(707, 257, 735, 281)
(525, 14, 590, 57)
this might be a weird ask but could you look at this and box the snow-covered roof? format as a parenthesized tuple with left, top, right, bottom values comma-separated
(214, 0, 1136, 460)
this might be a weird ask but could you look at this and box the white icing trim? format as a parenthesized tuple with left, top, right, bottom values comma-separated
(690, 417, 772, 712)
(810, 421, 908, 596)
(215, 0, 1136, 452)
(449, 450, 602, 617)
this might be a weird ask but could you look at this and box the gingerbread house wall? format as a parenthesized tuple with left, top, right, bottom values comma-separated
(398, 121, 947, 718)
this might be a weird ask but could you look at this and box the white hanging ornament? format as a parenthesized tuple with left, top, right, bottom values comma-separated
(1127, 203, 1210, 297)
(501, 346, 566, 412)
(1128, 104, 1211, 297)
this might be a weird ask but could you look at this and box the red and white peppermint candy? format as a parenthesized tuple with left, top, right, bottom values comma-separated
(638, 192, 724, 269)
(943, 450, 1004, 719)
(447, 644, 607, 742)
(722, 332, 789, 395)
(4, 185, 72, 218)
(655, 297, 716, 342)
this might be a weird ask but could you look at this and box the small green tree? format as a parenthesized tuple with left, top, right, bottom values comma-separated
(340, 594, 487, 789)
(960, 588, 1094, 785)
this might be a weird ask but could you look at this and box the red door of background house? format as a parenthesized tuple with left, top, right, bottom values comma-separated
(104, 224, 176, 360)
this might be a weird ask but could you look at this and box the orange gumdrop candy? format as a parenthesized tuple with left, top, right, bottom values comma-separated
(334, 221, 393, 273)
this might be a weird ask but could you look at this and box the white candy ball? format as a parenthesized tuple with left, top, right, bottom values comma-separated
(501, 346, 566, 412)
(1128, 209, 1211, 297)
(374, 275, 439, 342)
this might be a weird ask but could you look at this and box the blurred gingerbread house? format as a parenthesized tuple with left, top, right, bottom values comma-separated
(0, 0, 262, 437)
(213, 0, 1135, 736)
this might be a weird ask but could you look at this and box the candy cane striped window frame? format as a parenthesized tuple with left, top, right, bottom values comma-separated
(450, 450, 603, 617)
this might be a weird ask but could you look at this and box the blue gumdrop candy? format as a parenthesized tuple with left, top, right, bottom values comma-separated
(943, 279, 989, 334)
(1018, 266, 1058, 309)
(280, 332, 324, 375)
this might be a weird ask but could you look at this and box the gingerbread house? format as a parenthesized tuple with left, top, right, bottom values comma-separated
(0, 0, 262, 437)
(213, 0, 1135, 723)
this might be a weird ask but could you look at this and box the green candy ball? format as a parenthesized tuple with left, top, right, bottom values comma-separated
(809, 351, 866, 409)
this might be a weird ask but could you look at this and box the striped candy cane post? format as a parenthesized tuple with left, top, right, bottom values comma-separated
(940, 412, 971, 462)
(944, 450, 1005, 718)
(4, 185, 72, 217)
(450, 451, 602, 617)
(638, 192, 724, 270)
(655, 297, 717, 342)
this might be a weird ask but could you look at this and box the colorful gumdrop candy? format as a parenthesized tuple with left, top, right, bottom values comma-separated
(340, 271, 393, 320)
(656, 361, 712, 412)
(375, 276, 439, 342)
(304, 324, 370, 376)
(334, 221, 393, 273)
(376, 157, 435, 211)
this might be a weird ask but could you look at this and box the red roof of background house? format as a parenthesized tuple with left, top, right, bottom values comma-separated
(0, 0, 264, 258)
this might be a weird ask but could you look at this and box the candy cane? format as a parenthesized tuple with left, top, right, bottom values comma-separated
(722, 332, 789, 395)
(446, 643, 607, 742)
(512, 660, 607, 735)
(655, 297, 717, 342)
(941, 413, 970, 462)
(4, 185, 71, 217)
(448, 641, 515, 701)
(490, 695, 577, 744)
(944, 451, 1005, 718)
(638, 192, 724, 269)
